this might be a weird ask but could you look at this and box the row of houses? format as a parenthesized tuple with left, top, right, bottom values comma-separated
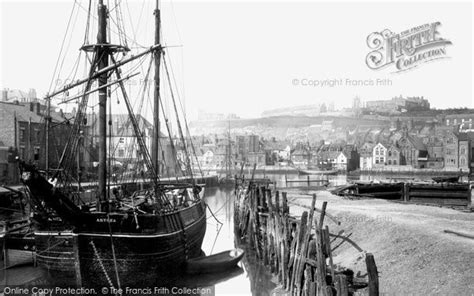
(288, 126, 474, 172)
(0, 99, 183, 184)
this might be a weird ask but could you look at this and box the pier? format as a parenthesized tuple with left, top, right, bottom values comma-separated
(234, 179, 379, 295)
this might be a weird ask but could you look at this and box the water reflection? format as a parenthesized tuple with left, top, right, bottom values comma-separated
(202, 187, 277, 295)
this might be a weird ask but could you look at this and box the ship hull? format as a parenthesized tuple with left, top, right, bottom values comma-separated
(75, 201, 207, 287)
(34, 231, 76, 280)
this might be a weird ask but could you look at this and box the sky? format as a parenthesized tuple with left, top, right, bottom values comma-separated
(0, 0, 473, 120)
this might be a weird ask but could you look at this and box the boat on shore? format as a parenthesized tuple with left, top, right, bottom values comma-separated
(296, 168, 338, 175)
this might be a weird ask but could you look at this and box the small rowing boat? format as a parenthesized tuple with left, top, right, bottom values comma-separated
(186, 248, 245, 274)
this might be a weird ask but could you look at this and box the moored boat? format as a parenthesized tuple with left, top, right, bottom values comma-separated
(186, 248, 245, 275)
(19, 0, 208, 287)
(297, 168, 338, 175)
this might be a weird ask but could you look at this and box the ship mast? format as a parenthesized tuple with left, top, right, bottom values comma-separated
(152, 0, 162, 176)
(97, 0, 109, 210)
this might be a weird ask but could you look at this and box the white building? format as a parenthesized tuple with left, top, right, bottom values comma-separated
(335, 152, 348, 171)
(372, 143, 388, 166)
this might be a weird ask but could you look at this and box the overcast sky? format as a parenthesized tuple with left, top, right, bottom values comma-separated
(0, 0, 472, 120)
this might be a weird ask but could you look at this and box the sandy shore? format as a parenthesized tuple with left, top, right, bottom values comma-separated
(284, 189, 474, 296)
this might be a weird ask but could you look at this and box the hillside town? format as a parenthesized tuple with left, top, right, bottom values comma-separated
(1, 88, 473, 184)
(191, 96, 474, 175)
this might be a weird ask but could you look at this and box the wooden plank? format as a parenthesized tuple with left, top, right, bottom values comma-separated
(444, 229, 474, 240)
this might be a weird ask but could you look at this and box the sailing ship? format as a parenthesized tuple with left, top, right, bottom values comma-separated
(19, 0, 206, 287)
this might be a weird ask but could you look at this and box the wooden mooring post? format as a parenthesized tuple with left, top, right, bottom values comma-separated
(234, 181, 379, 296)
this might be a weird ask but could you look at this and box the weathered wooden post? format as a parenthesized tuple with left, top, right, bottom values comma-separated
(366, 253, 379, 296)
(282, 192, 289, 215)
(403, 182, 409, 202)
(314, 207, 328, 295)
(290, 211, 308, 294)
(295, 194, 317, 296)
(275, 190, 280, 214)
(335, 274, 349, 296)
(324, 225, 335, 285)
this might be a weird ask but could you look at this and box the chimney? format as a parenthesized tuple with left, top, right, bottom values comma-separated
(29, 102, 35, 112)
(36, 102, 41, 115)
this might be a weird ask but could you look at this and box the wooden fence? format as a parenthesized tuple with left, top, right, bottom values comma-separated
(234, 181, 379, 295)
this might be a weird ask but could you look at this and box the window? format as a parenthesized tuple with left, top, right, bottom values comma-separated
(119, 137, 125, 144)
(446, 119, 450, 125)
(454, 119, 457, 125)
(33, 147, 40, 160)
(118, 149, 125, 158)
(461, 148, 466, 155)
(35, 129, 41, 142)
(393, 160, 397, 165)
(388, 160, 392, 165)
(388, 151, 392, 157)
(460, 158, 466, 166)
(19, 128, 26, 142)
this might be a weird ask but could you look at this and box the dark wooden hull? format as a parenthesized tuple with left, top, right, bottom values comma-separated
(432, 176, 459, 183)
(186, 248, 245, 275)
(0, 235, 35, 268)
(76, 201, 207, 287)
(34, 230, 76, 280)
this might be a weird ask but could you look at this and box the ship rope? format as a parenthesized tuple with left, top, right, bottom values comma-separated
(110, 55, 175, 209)
(162, 56, 194, 181)
(159, 95, 184, 180)
(47, 1, 78, 95)
(90, 239, 115, 289)
(164, 51, 204, 178)
(107, 214, 122, 290)
(206, 204, 223, 254)
(54, 52, 100, 186)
